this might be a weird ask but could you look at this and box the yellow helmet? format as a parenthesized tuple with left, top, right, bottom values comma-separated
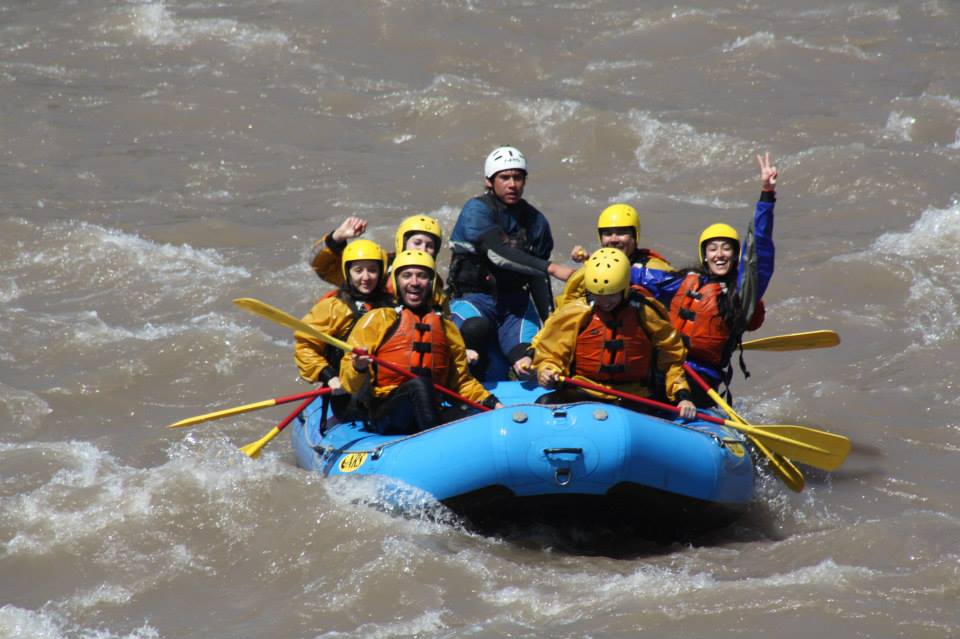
(341, 239, 388, 281)
(391, 249, 436, 292)
(583, 248, 631, 296)
(597, 204, 640, 241)
(394, 215, 443, 256)
(698, 223, 740, 263)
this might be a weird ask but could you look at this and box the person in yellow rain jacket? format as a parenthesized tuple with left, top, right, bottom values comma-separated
(294, 239, 393, 418)
(511, 203, 675, 377)
(340, 250, 502, 435)
(559, 203, 674, 308)
(309, 214, 448, 311)
(532, 248, 697, 418)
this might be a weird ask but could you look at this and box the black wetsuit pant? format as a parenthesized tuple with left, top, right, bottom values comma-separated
(365, 377, 469, 435)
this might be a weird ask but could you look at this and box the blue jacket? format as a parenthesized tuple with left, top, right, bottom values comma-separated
(633, 194, 775, 305)
(634, 193, 775, 382)
(449, 193, 555, 303)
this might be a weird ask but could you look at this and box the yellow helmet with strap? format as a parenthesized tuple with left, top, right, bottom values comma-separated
(341, 239, 388, 281)
(597, 204, 640, 241)
(698, 223, 740, 263)
(391, 249, 436, 292)
(394, 215, 443, 256)
(583, 248, 631, 296)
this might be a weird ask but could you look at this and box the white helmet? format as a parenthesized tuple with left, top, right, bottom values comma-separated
(484, 146, 527, 179)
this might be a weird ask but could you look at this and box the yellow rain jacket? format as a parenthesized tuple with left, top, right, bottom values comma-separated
(294, 293, 368, 383)
(309, 234, 346, 286)
(340, 306, 493, 404)
(533, 297, 690, 402)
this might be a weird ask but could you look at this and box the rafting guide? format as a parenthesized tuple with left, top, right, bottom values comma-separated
(448, 146, 575, 381)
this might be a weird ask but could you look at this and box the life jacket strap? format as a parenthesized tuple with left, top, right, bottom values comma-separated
(603, 339, 624, 352)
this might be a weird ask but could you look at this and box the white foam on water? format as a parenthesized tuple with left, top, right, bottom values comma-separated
(783, 35, 873, 60)
(470, 552, 872, 627)
(840, 200, 960, 344)
(0, 604, 159, 639)
(796, 4, 900, 22)
(0, 62, 89, 82)
(314, 610, 448, 639)
(323, 474, 463, 532)
(371, 74, 499, 122)
(722, 31, 777, 53)
(585, 59, 652, 72)
(610, 186, 748, 211)
(63, 583, 136, 613)
(1, 436, 292, 556)
(30, 308, 260, 350)
(506, 98, 582, 148)
(6, 218, 249, 310)
(879, 92, 960, 147)
(924, 93, 960, 112)
(628, 111, 745, 178)
(722, 32, 872, 60)
(620, 7, 731, 36)
(0, 383, 52, 431)
(120, 0, 288, 50)
(883, 111, 917, 141)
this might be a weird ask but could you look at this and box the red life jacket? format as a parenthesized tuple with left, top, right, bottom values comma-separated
(574, 303, 653, 383)
(668, 273, 731, 367)
(374, 308, 451, 388)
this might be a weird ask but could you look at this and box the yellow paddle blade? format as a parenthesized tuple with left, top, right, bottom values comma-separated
(167, 399, 276, 429)
(702, 384, 804, 492)
(239, 426, 281, 459)
(233, 298, 353, 353)
(733, 422, 849, 471)
(750, 425, 851, 469)
(742, 330, 840, 352)
(746, 435, 805, 492)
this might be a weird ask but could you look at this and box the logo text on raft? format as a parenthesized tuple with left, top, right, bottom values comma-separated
(338, 452, 368, 472)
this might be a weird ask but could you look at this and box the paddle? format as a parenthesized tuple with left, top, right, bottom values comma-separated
(683, 364, 804, 492)
(167, 387, 332, 429)
(742, 330, 840, 352)
(556, 374, 850, 471)
(233, 297, 490, 412)
(239, 395, 315, 458)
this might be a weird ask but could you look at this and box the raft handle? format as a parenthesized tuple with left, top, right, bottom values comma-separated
(542, 448, 582, 486)
(543, 447, 584, 456)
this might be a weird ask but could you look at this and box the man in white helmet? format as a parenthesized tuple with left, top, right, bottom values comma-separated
(447, 146, 575, 381)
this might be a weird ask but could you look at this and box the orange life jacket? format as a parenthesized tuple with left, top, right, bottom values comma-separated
(668, 273, 731, 367)
(374, 308, 451, 388)
(574, 303, 654, 383)
(635, 248, 669, 264)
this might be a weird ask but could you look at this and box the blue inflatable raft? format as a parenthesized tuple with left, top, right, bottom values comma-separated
(292, 381, 755, 538)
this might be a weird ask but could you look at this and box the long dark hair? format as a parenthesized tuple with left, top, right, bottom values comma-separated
(679, 260, 748, 334)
